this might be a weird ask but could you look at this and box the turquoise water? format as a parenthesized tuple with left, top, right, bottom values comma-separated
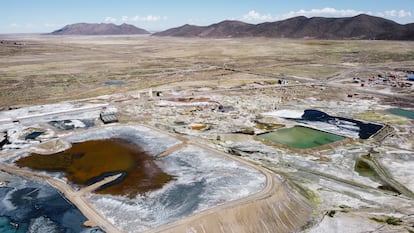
(388, 108, 414, 119)
(0, 216, 27, 233)
(258, 126, 345, 149)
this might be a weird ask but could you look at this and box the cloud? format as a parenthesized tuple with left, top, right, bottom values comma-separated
(121, 16, 129, 22)
(104, 17, 117, 23)
(383, 10, 412, 18)
(131, 15, 163, 22)
(281, 7, 364, 19)
(243, 10, 273, 21)
(104, 15, 165, 23)
(44, 23, 64, 28)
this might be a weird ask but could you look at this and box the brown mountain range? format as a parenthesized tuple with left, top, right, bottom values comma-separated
(51, 23, 150, 35)
(154, 14, 414, 40)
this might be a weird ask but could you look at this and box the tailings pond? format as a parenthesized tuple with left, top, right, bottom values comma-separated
(388, 108, 414, 119)
(15, 138, 173, 198)
(265, 109, 383, 139)
(0, 171, 103, 233)
(258, 126, 345, 149)
(8, 125, 266, 232)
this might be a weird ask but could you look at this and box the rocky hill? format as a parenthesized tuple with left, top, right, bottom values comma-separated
(154, 14, 414, 40)
(154, 20, 254, 37)
(51, 23, 150, 35)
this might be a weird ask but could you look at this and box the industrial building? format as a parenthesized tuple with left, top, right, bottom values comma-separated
(100, 111, 119, 124)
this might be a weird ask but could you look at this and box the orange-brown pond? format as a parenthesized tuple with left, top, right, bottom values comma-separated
(15, 138, 173, 198)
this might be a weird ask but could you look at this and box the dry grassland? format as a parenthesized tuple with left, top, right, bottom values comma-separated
(1, 35, 414, 108)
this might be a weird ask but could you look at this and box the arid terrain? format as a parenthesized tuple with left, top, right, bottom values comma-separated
(1, 34, 414, 233)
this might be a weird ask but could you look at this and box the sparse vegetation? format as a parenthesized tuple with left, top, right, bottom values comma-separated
(370, 216, 403, 226)
(1, 36, 414, 108)
(327, 210, 336, 217)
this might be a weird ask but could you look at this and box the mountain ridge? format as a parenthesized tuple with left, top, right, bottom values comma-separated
(51, 23, 150, 35)
(153, 14, 414, 40)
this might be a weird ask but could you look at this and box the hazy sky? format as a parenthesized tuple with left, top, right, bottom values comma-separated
(2, 0, 414, 33)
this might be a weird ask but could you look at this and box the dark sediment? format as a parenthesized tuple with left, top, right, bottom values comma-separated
(15, 138, 173, 198)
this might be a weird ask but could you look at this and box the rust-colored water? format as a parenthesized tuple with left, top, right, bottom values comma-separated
(15, 138, 173, 198)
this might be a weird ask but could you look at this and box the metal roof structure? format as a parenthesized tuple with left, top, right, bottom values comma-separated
(100, 112, 118, 124)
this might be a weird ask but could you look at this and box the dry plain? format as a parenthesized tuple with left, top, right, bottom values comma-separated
(0, 34, 414, 233)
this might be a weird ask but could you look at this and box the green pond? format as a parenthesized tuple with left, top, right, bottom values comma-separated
(258, 126, 345, 149)
(388, 108, 414, 119)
